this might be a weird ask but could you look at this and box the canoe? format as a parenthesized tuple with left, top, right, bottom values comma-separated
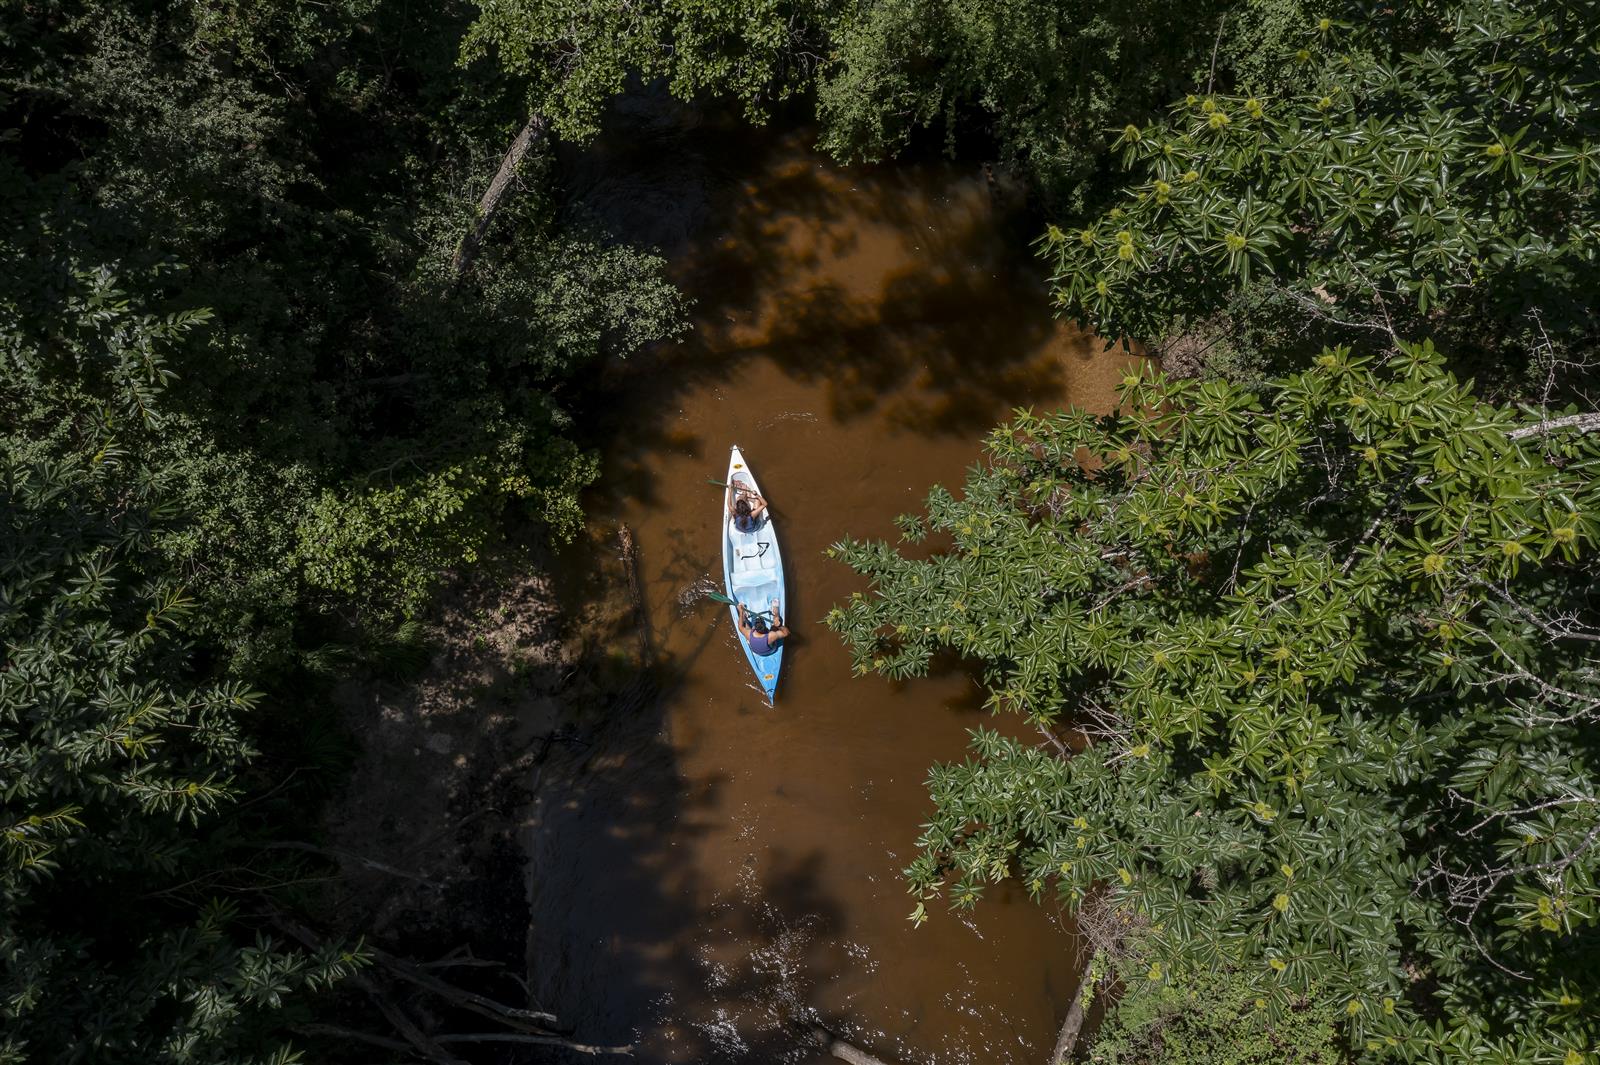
(722, 445, 785, 704)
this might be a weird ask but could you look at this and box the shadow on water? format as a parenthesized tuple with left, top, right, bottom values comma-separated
(564, 110, 1071, 517)
(320, 565, 866, 1062)
(524, 542, 1086, 1063)
(525, 615, 869, 1061)
(488, 508, 857, 1063)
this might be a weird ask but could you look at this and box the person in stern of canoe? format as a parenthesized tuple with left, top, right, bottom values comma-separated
(737, 600, 788, 657)
(727, 483, 768, 533)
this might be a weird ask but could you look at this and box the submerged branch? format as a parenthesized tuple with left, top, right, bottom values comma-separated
(256, 840, 439, 885)
(433, 1033, 634, 1056)
(801, 1025, 901, 1065)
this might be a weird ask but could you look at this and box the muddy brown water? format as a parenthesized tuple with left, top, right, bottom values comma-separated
(530, 119, 1137, 1064)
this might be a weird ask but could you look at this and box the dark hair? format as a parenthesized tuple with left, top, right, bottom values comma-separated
(751, 617, 769, 634)
(735, 498, 751, 517)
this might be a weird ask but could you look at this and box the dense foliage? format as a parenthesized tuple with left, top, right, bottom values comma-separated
(3, 0, 680, 1057)
(826, 4, 1600, 1060)
(1042, 0, 1599, 370)
(829, 347, 1600, 1061)
(811, 0, 1248, 208)
(1, 284, 367, 1063)
(7, 0, 1599, 1059)
(1088, 969, 1340, 1065)
(3, 0, 684, 666)
(465, 0, 1318, 208)
(462, 0, 829, 141)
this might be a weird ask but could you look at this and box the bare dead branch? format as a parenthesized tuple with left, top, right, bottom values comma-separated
(1037, 722, 1071, 758)
(433, 1033, 634, 1056)
(1478, 581, 1600, 645)
(1507, 411, 1600, 440)
(256, 841, 439, 886)
(1205, 12, 1227, 96)
(364, 943, 562, 1030)
(1050, 949, 1099, 1064)
(451, 115, 549, 277)
(295, 1023, 414, 1052)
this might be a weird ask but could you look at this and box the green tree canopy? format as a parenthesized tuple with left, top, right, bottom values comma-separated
(461, 0, 829, 140)
(1041, 0, 1600, 352)
(3, 0, 686, 660)
(1088, 968, 1341, 1065)
(1, 295, 364, 1064)
(812, 0, 1242, 208)
(829, 345, 1599, 1062)
(463, 0, 1322, 207)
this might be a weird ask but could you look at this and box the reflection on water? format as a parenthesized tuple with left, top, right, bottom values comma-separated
(534, 114, 1137, 1063)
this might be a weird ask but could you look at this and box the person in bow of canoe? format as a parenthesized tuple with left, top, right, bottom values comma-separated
(737, 600, 788, 657)
(727, 483, 768, 533)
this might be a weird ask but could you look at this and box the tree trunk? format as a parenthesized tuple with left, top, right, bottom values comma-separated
(1049, 950, 1099, 1064)
(619, 523, 653, 663)
(451, 115, 548, 277)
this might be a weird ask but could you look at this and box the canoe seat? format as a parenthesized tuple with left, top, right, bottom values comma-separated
(730, 566, 775, 591)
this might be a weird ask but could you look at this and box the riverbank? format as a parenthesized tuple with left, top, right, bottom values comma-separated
(320, 564, 577, 960)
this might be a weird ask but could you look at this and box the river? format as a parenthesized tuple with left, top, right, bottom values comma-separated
(530, 113, 1137, 1064)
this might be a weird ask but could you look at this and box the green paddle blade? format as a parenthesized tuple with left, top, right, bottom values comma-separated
(706, 589, 772, 620)
(707, 478, 729, 487)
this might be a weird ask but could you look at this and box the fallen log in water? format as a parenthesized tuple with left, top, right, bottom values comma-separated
(802, 1024, 899, 1065)
(1049, 950, 1099, 1063)
(618, 523, 652, 663)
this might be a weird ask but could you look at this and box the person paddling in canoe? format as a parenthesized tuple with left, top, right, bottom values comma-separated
(737, 600, 788, 657)
(727, 482, 768, 533)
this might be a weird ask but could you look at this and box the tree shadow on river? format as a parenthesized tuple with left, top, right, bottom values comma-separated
(511, 526, 881, 1063)
(562, 106, 1110, 517)
(311, 547, 878, 1064)
(526, 632, 870, 1062)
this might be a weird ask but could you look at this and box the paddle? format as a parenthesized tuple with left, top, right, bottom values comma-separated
(706, 589, 772, 621)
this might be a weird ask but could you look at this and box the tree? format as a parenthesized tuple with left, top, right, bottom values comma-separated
(813, 0, 1243, 209)
(463, 0, 1324, 209)
(0, 253, 629, 1065)
(461, 0, 831, 141)
(3, 0, 687, 656)
(1087, 967, 1341, 1065)
(1039, 1, 1600, 357)
(0, 298, 364, 1064)
(827, 344, 1600, 1062)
